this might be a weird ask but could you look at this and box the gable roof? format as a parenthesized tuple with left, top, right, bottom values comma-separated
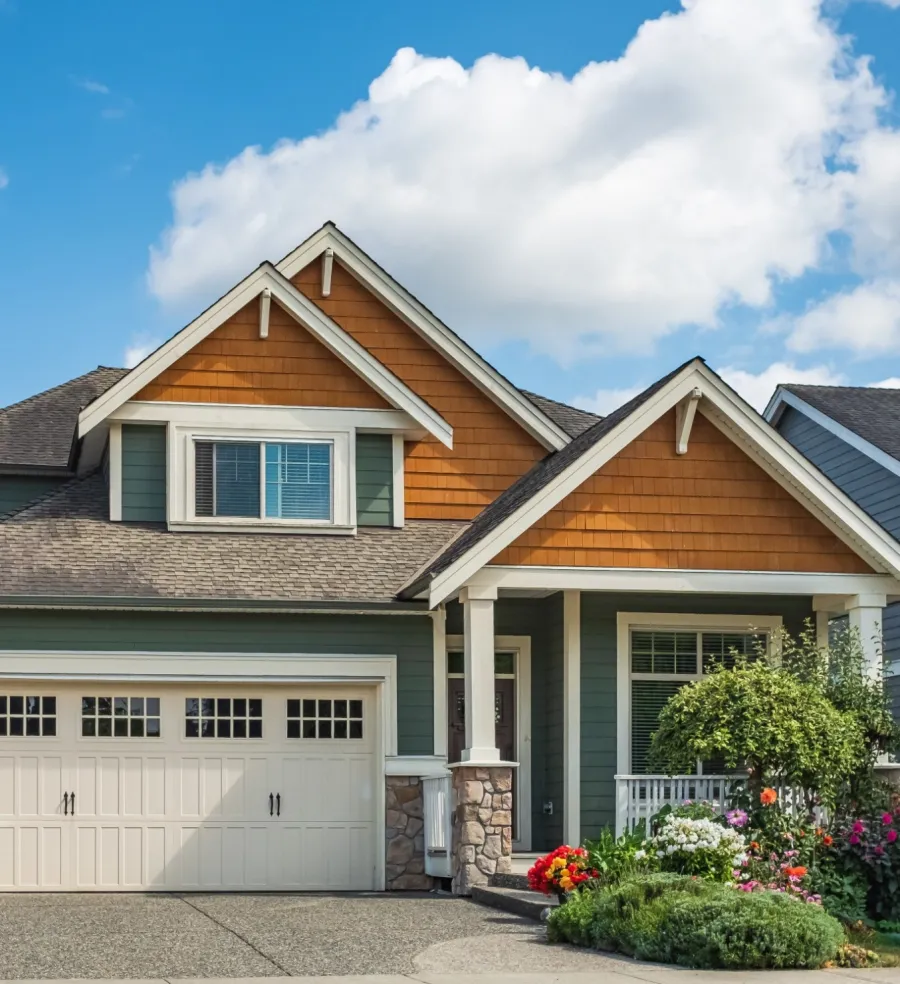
(404, 358, 900, 606)
(0, 366, 127, 473)
(766, 384, 900, 474)
(276, 223, 571, 451)
(77, 265, 453, 447)
(520, 391, 601, 438)
(0, 472, 463, 605)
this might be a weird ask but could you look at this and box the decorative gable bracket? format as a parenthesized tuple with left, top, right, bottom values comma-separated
(675, 387, 702, 455)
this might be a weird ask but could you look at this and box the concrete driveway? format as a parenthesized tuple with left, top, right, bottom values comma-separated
(0, 892, 625, 979)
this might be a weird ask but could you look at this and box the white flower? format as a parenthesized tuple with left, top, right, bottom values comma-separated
(635, 850, 646, 860)
(657, 850, 664, 859)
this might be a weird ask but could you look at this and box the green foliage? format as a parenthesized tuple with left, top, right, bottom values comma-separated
(583, 822, 655, 886)
(648, 658, 864, 806)
(548, 874, 845, 969)
(810, 859, 870, 921)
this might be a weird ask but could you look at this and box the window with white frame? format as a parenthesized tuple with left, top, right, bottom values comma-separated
(195, 439, 332, 522)
(629, 628, 767, 774)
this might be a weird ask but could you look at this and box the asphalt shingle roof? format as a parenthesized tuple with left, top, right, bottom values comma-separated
(520, 391, 602, 438)
(401, 358, 700, 596)
(783, 384, 900, 463)
(0, 473, 465, 604)
(0, 367, 128, 471)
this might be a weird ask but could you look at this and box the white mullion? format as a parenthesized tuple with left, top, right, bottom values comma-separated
(259, 442, 266, 520)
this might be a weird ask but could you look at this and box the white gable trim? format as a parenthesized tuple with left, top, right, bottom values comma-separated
(426, 362, 900, 607)
(276, 224, 570, 452)
(78, 265, 453, 448)
(765, 388, 900, 483)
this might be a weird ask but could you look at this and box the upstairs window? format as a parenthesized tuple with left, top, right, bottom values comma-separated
(195, 440, 332, 522)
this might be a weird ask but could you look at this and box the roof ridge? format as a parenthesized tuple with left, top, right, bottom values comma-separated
(0, 366, 125, 416)
(520, 389, 602, 418)
(786, 382, 900, 393)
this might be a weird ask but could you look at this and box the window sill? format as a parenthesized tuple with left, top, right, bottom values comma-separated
(168, 520, 358, 536)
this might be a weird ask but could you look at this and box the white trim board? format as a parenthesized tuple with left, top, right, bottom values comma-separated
(426, 360, 900, 606)
(0, 650, 399, 758)
(615, 612, 784, 776)
(447, 633, 532, 851)
(77, 265, 452, 449)
(764, 388, 900, 483)
(275, 223, 569, 452)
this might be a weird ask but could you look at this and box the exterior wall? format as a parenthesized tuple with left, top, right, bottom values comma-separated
(135, 299, 389, 408)
(776, 405, 900, 673)
(293, 261, 545, 520)
(122, 425, 166, 522)
(579, 593, 814, 839)
(356, 433, 393, 527)
(0, 609, 434, 756)
(493, 410, 871, 574)
(385, 776, 431, 889)
(0, 476, 64, 515)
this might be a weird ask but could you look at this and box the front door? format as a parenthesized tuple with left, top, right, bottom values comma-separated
(447, 677, 516, 765)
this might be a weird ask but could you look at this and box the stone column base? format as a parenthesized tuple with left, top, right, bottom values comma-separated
(385, 776, 433, 890)
(450, 766, 513, 895)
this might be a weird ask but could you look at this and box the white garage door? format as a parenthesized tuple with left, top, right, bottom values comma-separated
(0, 684, 377, 891)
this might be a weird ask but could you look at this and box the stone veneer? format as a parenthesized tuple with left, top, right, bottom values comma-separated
(450, 766, 513, 894)
(385, 776, 433, 890)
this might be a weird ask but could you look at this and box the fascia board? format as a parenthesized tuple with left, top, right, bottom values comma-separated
(276, 226, 570, 452)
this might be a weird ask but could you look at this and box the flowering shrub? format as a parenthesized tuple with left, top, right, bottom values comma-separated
(830, 805, 900, 920)
(527, 845, 596, 895)
(649, 813, 746, 882)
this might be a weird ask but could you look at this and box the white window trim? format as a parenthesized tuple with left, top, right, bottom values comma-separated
(447, 633, 532, 851)
(615, 613, 783, 776)
(169, 423, 353, 533)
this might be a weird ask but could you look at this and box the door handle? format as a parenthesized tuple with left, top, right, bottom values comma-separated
(276, 793, 281, 817)
(269, 792, 274, 817)
(63, 792, 69, 816)
(70, 791, 75, 816)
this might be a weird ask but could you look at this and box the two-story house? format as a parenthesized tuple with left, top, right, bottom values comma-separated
(1, 223, 899, 896)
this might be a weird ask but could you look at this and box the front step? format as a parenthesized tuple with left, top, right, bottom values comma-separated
(471, 883, 559, 921)
(489, 871, 529, 890)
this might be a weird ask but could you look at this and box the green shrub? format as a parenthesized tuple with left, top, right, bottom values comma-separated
(583, 822, 654, 886)
(548, 874, 845, 969)
(656, 890, 845, 969)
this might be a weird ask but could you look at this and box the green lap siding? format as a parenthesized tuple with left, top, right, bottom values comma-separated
(579, 593, 813, 839)
(122, 425, 167, 522)
(356, 434, 393, 527)
(0, 609, 434, 755)
(0, 476, 65, 515)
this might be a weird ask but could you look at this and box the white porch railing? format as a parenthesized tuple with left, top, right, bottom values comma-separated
(423, 775, 453, 878)
(615, 775, 824, 835)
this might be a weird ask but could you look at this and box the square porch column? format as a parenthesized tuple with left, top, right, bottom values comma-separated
(846, 593, 886, 679)
(459, 585, 501, 763)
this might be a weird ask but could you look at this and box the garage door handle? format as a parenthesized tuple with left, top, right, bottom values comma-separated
(276, 793, 281, 817)
(63, 792, 68, 816)
(269, 793, 274, 817)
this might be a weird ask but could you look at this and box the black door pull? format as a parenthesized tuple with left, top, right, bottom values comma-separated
(63, 792, 69, 816)
(70, 791, 74, 816)
(269, 792, 274, 816)
(276, 793, 281, 817)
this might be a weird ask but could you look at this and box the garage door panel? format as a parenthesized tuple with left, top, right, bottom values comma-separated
(0, 828, 13, 885)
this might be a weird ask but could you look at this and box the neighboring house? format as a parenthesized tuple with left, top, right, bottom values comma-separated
(1, 223, 899, 897)
(765, 385, 900, 717)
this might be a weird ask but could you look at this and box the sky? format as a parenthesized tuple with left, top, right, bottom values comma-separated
(2, 0, 900, 415)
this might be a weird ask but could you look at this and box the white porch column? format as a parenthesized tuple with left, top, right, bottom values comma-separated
(563, 590, 581, 846)
(846, 593, 887, 679)
(458, 585, 500, 763)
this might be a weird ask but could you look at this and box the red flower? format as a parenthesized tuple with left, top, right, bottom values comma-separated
(888, 830, 898, 844)
(760, 788, 778, 806)
(822, 835, 833, 847)
(784, 866, 807, 878)
(883, 813, 894, 826)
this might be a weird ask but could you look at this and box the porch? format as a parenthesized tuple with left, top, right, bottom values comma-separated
(432, 572, 890, 870)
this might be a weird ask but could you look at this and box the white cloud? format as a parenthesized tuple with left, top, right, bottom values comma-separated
(717, 361, 846, 411)
(786, 279, 900, 354)
(0, 167, 8, 190)
(572, 386, 643, 416)
(870, 376, 900, 388)
(124, 339, 159, 368)
(147, 0, 887, 362)
(71, 77, 110, 95)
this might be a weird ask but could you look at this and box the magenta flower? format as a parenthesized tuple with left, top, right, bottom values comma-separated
(849, 833, 861, 845)
(883, 812, 894, 826)
(888, 830, 898, 844)
(852, 821, 865, 834)
(726, 809, 749, 828)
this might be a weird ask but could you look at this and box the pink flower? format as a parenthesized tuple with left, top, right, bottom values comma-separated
(849, 833, 861, 845)
(884, 813, 894, 826)
(852, 821, 865, 834)
(888, 830, 898, 844)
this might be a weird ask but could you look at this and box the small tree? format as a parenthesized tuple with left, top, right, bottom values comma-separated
(648, 659, 864, 806)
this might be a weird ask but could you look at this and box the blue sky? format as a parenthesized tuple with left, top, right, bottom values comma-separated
(1, 0, 900, 413)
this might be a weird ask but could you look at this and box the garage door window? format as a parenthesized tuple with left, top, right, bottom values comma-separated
(82, 697, 161, 737)
(0, 695, 56, 737)
(286, 698, 363, 739)
(185, 697, 263, 738)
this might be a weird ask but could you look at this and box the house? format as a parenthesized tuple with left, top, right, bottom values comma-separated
(1, 222, 899, 897)
(765, 384, 900, 718)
